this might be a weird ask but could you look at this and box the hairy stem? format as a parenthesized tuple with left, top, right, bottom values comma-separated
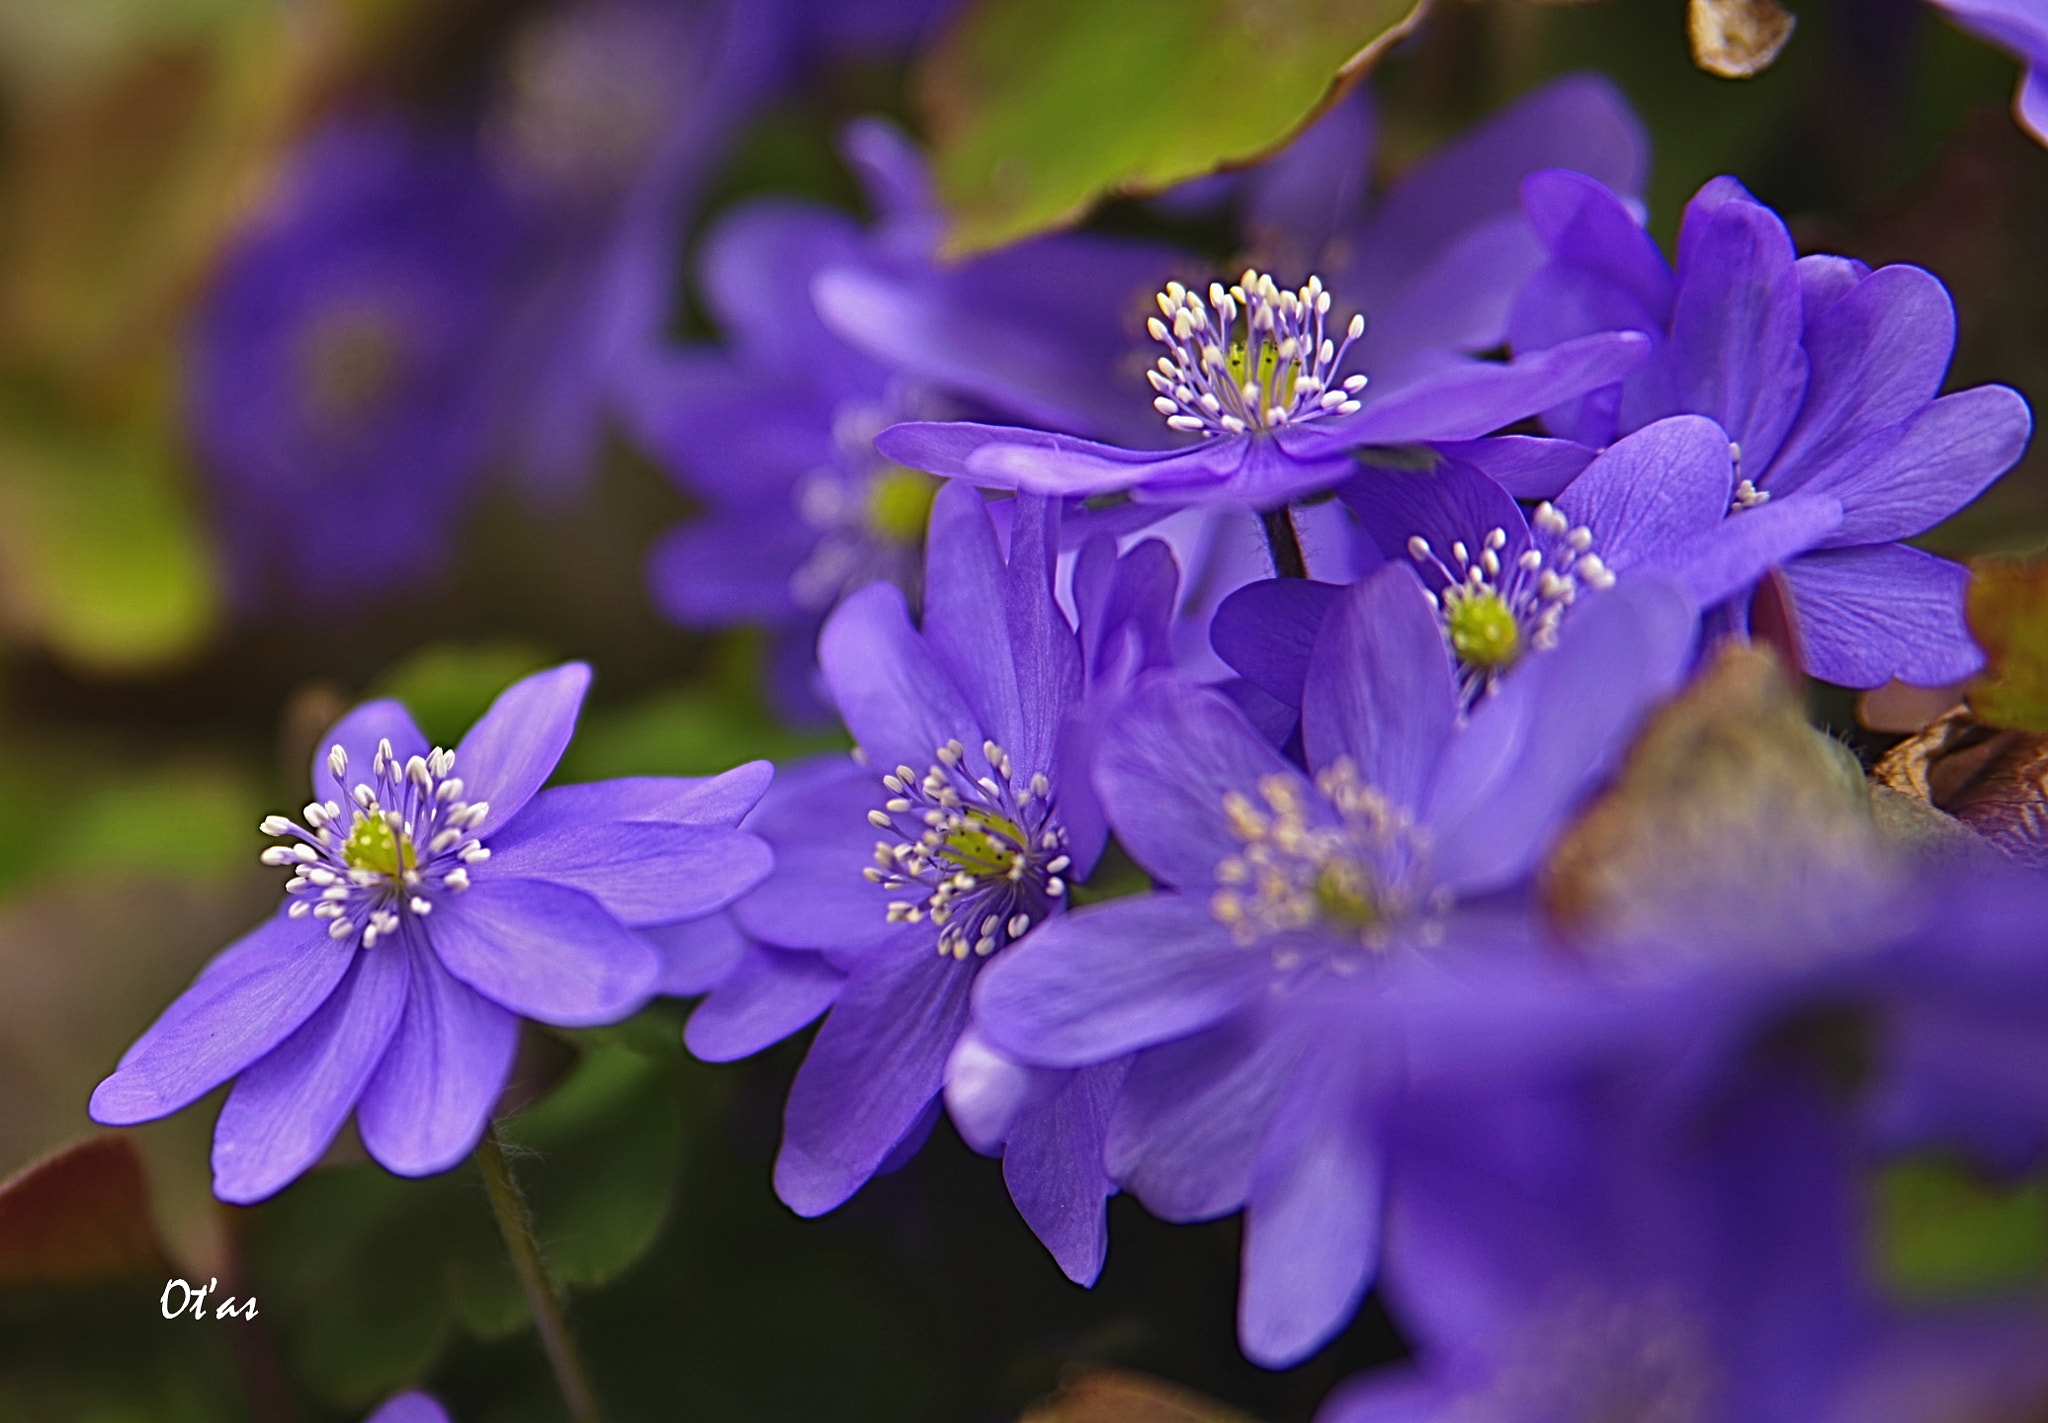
(476, 1126, 604, 1423)
(1260, 504, 1309, 579)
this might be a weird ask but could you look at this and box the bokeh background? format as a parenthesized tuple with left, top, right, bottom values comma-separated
(0, 0, 2044, 1419)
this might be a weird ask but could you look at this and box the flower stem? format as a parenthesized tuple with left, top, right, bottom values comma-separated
(1260, 504, 1308, 579)
(475, 1125, 604, 1423)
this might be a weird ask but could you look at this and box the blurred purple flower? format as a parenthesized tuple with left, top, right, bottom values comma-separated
(1239, 74, 1650, 396)
(1506, 170, 2032, 687)
(1926, 0, 2048, 146)
(1320, 854, 2048, 1423)
(482, 0, 791, 494)
(1320, 1074, 1871, 1423)
(622, 119, 1182, 715)
(188, 115, 523, 607)
(89, 664, 773, 1204)
(699, 482, 1174, 1284)
(365, 1392, 452, 1423)
(972, 562, 1694, 1365)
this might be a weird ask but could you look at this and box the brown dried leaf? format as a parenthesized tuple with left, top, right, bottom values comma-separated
(1687, 0, 1797, 78)
(1965, 555, 2048, 733)
(1020, 1368, 1262, 1423)
(0, 872, 272, 1279)
(0, 1133, 171, 1286)
(1875, 707, 2048, 865)
(1543, 642, 1881, 957)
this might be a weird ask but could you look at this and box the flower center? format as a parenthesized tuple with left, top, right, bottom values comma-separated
(1727, 440, 1771, 513)
(1445, 590, 1521, 669)
(864, 465, 940, 546)
(1210, 760, 1429, 952)
(863, 738, 1071, 961)
(789, 398, 937, 612)
(299, 307, 405, 432)
(1407, 502, 1615, 704)
(259, 740, 492, 946)
(1145, 271, 1366, 439)
(341, 811, 416, 878)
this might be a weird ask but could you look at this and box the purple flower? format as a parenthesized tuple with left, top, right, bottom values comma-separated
(876, 279, 1648, 513)
(648, 755, 858, 1065)
(365, 1393, 451, 1423)
(88, 664, 774, 1204)
(1319, 855, 2048, 1423)
(482, 0, 790, 494)
(1504, 170, 2032, 687)
(1239, 74, 1648, 395)
(702, 481, 1175, 1284)
(873, 74, 1661, 516)
(972, 561, 1695, 1365)
(1326, 415, 1839, 705)
(1319, 1073, 1872, 1423)
(1925, 0, 2048, 147)
(1045, 74, 1654, 675)
(188, 114, 523, 607)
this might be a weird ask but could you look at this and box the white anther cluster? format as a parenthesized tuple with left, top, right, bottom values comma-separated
(258, 739, 492, 946)
(1211, 760, 1433, 955)
(1730, 478, 1771, 512)
(1407, 501, 1616, 703)
(1144, 272, 1366, 438)
(862, 738, 1070, 961)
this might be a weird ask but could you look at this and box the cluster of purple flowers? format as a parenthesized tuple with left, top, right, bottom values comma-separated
(121, 22, 2048, 1419)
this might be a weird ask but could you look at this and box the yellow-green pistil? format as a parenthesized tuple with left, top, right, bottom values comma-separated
(342, 811, 416, 880)
(938, 808, 1027, 880)
(1146, 272, 1366, 437)
(1212, 762, 1419, 950)
(260, 739, 491, 948)
(1445, 590, 1522, 670)
(866, 737, 1071, 961)
(865, 465, 939, 546)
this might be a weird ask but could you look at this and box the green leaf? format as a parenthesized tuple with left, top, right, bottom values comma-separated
(252, 1164, 476, 1404)
(370, 641, 556, 749)
(558, 684, 848, 782)
(48, 762, 261, 882)
(916, 0, 1428, 253)
(0, 396, 217, 672)
(500, 1034, 685, 1292)
(247, 1014, 694, 1406)
(1876, 1156, 2048, 1301)
(1966, 555, 2048, 731)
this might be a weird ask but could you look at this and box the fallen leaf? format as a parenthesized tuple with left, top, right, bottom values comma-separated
(1543, 642, 1890, 963)
(1966, 555, 2048, 733)
(0, 1133, 171, 1286)
(1874, 707, 2048, 865)
(1687, 0, 1797, 78)
(1019, 1366, 1262, 1423)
